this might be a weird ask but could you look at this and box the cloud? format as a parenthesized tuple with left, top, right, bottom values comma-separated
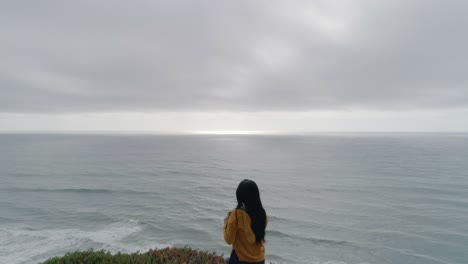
(1, 0, 468, 113)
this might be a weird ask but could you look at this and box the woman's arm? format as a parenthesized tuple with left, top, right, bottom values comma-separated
(223, 209, 237, 245)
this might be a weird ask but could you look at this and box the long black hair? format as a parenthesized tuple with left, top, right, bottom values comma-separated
(236, 179, 266, 245)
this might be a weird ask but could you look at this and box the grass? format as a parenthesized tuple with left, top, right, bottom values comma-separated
(41, 247, 228, 264)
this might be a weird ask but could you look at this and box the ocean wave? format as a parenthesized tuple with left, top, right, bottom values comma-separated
(0, 219, 169, 264)
(265, 215, 321, 227)
(267, 230, 351, 246)
(0, 187, 155, 195)
(264, 253, 289, 263)
(266, 253, 368, 264)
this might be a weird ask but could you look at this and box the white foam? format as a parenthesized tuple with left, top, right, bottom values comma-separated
(0, 220, 171, 264)
(264, 257, 371, 264)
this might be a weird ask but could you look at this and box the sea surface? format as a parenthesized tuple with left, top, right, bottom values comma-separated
(0, 133, 467, 264)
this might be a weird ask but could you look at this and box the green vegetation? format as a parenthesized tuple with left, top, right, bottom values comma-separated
(41, 247, 228, 264)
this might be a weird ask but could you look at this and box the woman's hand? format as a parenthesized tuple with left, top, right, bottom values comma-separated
(224, 211, 231, 225)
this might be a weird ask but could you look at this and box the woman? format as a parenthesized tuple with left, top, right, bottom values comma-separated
(224, 179, 267, 264)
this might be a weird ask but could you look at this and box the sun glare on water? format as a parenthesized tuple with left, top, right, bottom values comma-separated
(191, 130, 273, 135)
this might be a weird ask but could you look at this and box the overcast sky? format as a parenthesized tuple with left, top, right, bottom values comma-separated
(1, 0, 467, 132)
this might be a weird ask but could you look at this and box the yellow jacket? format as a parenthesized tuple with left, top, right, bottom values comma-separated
(224, 208, 267, 262)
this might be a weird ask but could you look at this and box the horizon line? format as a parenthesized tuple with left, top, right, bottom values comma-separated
(0, 130, 467, 135)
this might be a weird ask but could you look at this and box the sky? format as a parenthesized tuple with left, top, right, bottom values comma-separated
(1, 0, 468, 133)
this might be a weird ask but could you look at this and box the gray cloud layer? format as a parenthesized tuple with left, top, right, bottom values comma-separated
(2, 0, 468, 113)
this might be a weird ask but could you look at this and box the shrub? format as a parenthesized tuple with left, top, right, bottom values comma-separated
(42, 247, 227, 264)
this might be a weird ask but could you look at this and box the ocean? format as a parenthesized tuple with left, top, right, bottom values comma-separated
(0, 133, 467, 264)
